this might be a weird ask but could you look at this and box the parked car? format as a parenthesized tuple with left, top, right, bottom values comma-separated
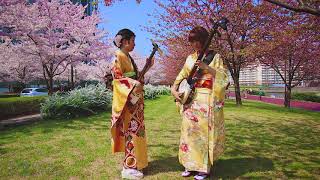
(20, 88, 48, 97)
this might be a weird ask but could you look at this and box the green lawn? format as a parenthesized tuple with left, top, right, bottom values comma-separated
(0, 96, 319, 179)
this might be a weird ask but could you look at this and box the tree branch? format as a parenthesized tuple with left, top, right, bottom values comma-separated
(264, 0, 320, 16)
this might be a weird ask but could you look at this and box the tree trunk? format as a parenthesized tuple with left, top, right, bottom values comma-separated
(284, 86, 291, 108)
(70, 65, 74, 89)
(42, 64, 54, 95)
(47, 76, 54, 95)
(8, 84, 12, 93)
(234, 77, 242, 106)
(20, 82, 26, 91)
(42, 65, 50, 94)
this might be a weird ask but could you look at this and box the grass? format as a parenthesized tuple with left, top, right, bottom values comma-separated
(0, 96, 319, 179)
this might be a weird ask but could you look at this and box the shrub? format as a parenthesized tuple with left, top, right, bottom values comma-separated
(40, 84, 171, 119)
(292, 92, 320, 103)
(0, 97, 46, 120)
(40, 84, 112, 119)
(144, 84, 171, 99)
(0, 94, 19, 98)
(250, 90, 266, 96)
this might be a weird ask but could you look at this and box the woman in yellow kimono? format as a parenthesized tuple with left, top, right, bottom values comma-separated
(111, 29, 153, 179)
(171, 27, 228, 180)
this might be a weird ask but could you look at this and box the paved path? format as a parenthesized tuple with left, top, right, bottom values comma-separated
(229, 92, 320, 111)
(0, 114, 41, 130)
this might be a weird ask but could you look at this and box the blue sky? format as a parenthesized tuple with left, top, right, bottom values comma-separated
(98, 0, 159, 56)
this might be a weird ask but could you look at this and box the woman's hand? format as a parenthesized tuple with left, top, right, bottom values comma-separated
(171, 85, 182, 102)
(195, 60, 216, 76)
(172, 90, 182, 102)
(133, 79, 144, 91)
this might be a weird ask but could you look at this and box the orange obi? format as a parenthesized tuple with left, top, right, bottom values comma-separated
(194, 78, 213, 89)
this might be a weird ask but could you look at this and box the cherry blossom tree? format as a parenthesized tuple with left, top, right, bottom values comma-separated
(146, 0, 273, 105)
(0, 0, 108, 94)
(0, 42, 42, 84)
(251, 8, 320, 107)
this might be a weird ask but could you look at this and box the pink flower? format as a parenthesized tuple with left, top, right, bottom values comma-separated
(180, 143, 189, 152)
(113, 34, 122, 48)
(190, 115, 198, 122)
(216, 101, 225, 109)
(199, 107, 207, 113)
(184, 110, 198, 122)
(129, 120, 139, 132)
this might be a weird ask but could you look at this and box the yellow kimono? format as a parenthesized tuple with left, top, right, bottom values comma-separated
(111, 50, 148, 170)
(174, 52, 228, 173)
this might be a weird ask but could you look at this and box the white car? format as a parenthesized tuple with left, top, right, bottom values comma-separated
(20, 88, 48, 97)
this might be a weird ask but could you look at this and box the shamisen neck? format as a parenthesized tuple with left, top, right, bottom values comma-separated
(195, 49, 215, 58)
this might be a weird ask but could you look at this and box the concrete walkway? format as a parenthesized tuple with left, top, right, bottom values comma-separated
(229, 92, 320, 111)
(0, 114, 42, 130)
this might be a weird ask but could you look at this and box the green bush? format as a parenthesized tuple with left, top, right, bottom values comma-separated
(77, 80, 100, 87)
(292, 92, 320, 103)
(40, 84, 171, 120)
(250, 90, 266, 96)
(40, 84, 112, 119)
(0, 94, 19, 98)
(144, 84, 171, 99)
(0, 97, 46, 120)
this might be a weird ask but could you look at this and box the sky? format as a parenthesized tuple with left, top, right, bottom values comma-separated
(98, 0, 159, 56)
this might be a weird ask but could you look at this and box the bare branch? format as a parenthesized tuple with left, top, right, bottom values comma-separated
(264, 0, 320, 16)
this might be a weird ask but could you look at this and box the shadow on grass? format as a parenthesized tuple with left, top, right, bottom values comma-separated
(223, 117, 320, 179)
(144, 156, 183, 176)
(144, 156, 274, 179)
(151, 129, 180, 134)
(148, 144, 179, 152)
(212, 157, 274, 179)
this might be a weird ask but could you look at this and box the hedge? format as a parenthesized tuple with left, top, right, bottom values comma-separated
(0, 97, 46, 120)
(292, 92, 320, 103)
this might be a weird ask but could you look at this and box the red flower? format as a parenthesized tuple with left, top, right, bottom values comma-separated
(184, 110, 198, 122)
(190, 115, 198, 122)
(127, 142, 134, 150)
(120, 79, 131, 89)
(199, 107, 207, 113)
(112, 67, 123, 79)
(180, 143, 189, 152)
(215, 101, 225, 109)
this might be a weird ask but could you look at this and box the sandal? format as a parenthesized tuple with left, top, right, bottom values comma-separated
(181, 170, 192, 177)
(194, 172, 209, 180)
(121, 168, 143, 179)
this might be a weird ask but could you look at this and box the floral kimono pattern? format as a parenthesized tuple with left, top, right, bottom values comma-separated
(111, 50, 148, 170)
(174, 52, 228, 173)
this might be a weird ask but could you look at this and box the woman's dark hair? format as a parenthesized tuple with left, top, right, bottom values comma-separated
(188, 26, 209, 45)
(114, 28, 135, 48)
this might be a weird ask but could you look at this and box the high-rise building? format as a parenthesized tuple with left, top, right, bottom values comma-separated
(71, 0, 98, 15)
(228, 63, 291, 86)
